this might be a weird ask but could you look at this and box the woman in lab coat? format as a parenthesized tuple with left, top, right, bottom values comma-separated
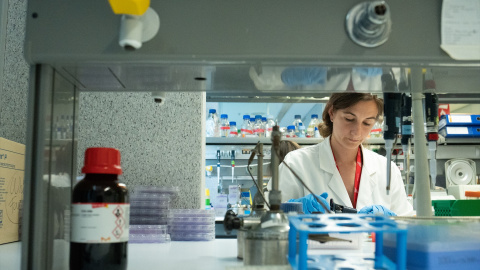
(279, 92, 414, 216)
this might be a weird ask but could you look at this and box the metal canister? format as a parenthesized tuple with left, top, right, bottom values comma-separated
(236, 209, 265, 259)
(243, 211, 289, 266)
(237, 229, 246, 259)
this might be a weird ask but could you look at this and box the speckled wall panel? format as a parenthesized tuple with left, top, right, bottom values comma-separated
(77, 91, 205, 209)
(0, 0, 29, 144)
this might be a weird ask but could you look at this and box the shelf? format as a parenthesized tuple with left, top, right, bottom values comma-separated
(438, 137, 480, 145)
(206, 137, 323, 145)
(206, 137, 388, 145)
(206, 136, 480, 146)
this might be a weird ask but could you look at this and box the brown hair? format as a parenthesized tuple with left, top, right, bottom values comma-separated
(278, 140, 301, 163)
(318, 93, 383, 138)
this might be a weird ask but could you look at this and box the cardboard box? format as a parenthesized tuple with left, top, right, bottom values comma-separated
(0, 137, 25, 244)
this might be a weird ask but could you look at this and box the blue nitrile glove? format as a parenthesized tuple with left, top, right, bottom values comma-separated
(358, 205, 397, 216)
(281, 67, 327, 87)
(353, 67, 383, 77)
(288, 192, 329, 214)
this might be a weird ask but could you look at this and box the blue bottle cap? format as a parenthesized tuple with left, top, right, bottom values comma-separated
(295, 115, 301, 119)
(311, 114, 318, 118)
(287, 125, 296, 130)
(255, 115, 262, 119)
(243, 115, 250, 120)
(229, 121, 236, 126)
(221, 114, 228, 119)
(262, 117, 267, 121)
(209, 109, 216, 113)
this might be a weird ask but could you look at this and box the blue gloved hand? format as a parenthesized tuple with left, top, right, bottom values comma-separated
(353, 67, 383, 77)
(281, 67, 327, 87)
(358, 205, 397, 216)
(288, 192, 329, 214)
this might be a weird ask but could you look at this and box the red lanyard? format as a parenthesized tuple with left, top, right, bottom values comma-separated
(332, 146, 363, 208)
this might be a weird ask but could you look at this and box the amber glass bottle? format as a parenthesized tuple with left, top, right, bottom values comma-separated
(70, 148, 129, 270)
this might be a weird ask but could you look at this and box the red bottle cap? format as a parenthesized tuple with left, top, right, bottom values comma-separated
(81, 147, 123, 175)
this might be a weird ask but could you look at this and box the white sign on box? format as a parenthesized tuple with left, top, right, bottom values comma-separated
(0, 138, 25, 245)
(228, 185, 240, 204)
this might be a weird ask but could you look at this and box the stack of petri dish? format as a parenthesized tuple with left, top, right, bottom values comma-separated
(168, 209, 216, 241)
(129, 225, 170, 243)
(129, 186, 179, 243)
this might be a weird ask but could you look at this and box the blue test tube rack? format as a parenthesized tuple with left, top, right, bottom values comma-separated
(288, 214, 407, 270)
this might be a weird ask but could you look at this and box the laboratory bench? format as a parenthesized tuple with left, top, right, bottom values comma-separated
(0, 237, 377, 270)
(0, 239, 242, 270)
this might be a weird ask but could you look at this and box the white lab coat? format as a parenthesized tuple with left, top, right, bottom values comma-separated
(276, 137, 414, 216)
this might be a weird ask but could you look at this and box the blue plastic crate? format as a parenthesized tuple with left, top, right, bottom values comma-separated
(288, 214, 407, 270)
(383, 218, 480, 270)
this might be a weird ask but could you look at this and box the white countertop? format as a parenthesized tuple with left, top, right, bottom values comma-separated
(129, 239, 242, 270)
(0, 239, 243, 270)
(0, 237, 375, 270)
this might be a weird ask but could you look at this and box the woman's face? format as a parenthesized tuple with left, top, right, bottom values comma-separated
(329, 100, 378, 150)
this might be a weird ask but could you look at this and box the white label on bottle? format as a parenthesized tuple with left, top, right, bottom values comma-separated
(71, 203, 130, 243)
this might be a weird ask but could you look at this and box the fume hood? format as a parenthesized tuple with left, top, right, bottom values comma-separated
(25, 1, 480, 95)
(20, 0, 480, 269)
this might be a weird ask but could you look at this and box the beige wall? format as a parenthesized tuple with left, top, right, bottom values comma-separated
(450, 104, 480, 114)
